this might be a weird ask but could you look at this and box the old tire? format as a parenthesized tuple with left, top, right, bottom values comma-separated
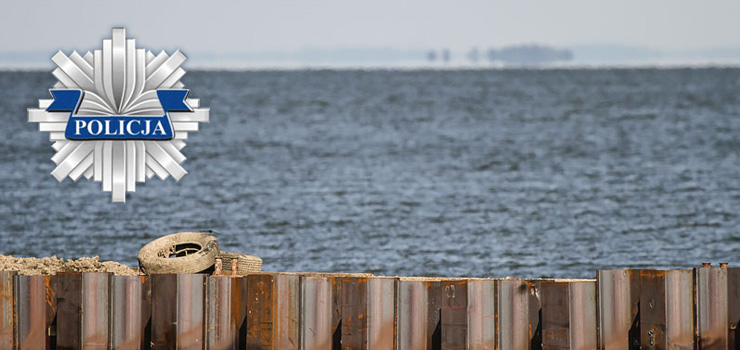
(217, 251, 262, 274)
(138, 232, 220, 274)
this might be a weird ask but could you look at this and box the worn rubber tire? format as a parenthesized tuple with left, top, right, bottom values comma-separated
(138, 232, 220, 274)
(217, 251, 262, 274)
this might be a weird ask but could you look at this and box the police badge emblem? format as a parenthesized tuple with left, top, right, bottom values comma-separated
(28, 28, 209, 203)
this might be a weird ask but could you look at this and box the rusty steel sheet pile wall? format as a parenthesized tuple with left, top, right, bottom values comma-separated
(496, 279, 541, 350)
(110, 275, 149, 350)
(0, 272, 15, 350)
(695, 266, 740, 350)
(205, 275, 247, 350)
(597, 270, 639, 350)
(541, 280, 597, 350)
(0, 267, 738, 349)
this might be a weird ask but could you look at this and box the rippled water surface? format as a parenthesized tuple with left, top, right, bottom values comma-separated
(2, 69, 740, 278)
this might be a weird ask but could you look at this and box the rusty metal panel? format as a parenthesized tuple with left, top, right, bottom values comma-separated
(527, 280, 543, 350)
(141, 276, 152, 350)
(467, 279, 494, 350)
(542, 281, 569, 350)
(0, 271, 15, 349)
(640, 270, 667, 350)
(234, 276, 248, 350)
(497, 279, 532, 350)
(695, 267, 728, 350)
(396, 278, 442, 350)
(246, 273, 300, 350)
(568, 281, 596, 350)
(597, 270, 639, 350)
(151, 274, 206, 350)
(246, 274, 275, 350)
(206, 276, 232, 350)
(427, 281, 443, 350)
(151, 274, 177, 349)
(151, 274, 177, 350)
(300, 273, 348, 350)
(340, 276, 397, 350)
(441, 279, 468, 350)
(82, 272, 110, 349)
(50, 273, 114, 349)
(397, 279, 427, 350)
(275, 274, 301, 350)
(301, 276, 335, 350)
(177, 274, 206, 350)
(728, 268, 740, 350)
(640, 270, 694, 350)
(206, 275, 248, 350)
(341, 276, 368, 350)
(664, 270, 693, 350)
(54, 272, 83, 350)
(299, 273, 371, 350)
(14, 275, 55, 350)
(367, 277, 396, 350)
(541, 280, 596, 350)
(110, 275, 146, 350)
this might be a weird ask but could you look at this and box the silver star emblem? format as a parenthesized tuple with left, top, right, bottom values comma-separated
(28, 28, 209, 203)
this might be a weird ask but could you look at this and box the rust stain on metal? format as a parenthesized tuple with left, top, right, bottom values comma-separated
(467, 279, 494, 350)
(397, 278, 425, 350)
(597, 270, 639, 350)
(82, 273, 110, 349)
(640, 269, 694, 350)
(527, 280, 543, 350)
(275, 274, 300, 350)
(568, 281, 596, 350)
(0, 271, 16, 349)
(640, 270, 667, 350)
(441, 279, 468, 350)
(727, 268, 740, 349)
(541, 281, 570, 350)
(695, 266, 728, 350)
(301, 275, 338, 350)
(151, 273, 177, 349)
(149, 274, 205, 349)
(206, 275, 247, 350)
(246, 273, 276, 350)
(141, 275, 152, 350)
(397, 278, 443, 350)
(214, 259, 223, 275)
(110, 275, 145, 350)
(232, 275, 248, 349)
(244, 273, 302, 350)
(367, 277, 396, 350)
(54, 272, 83, 350)
(15, 275, 55, 350)
(664, 270, 693, 350)
(340, 276, 397, 350)
(497, 279, 531, 350)
(540, 280, 596, 350)
(495, 278, 542, 350)
(341, 276, 369, 350)
(176, 274, 206, 350)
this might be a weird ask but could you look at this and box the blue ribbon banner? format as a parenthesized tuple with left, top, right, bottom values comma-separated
(46, 89, 192, 140)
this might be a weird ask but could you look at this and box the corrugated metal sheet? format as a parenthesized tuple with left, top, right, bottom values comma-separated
(0, 266, 738, 349)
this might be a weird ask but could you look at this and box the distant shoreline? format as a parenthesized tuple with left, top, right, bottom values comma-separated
(3, 61, 740, 72)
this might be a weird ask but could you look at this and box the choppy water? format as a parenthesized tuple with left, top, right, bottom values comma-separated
(1, 69, 740, 278)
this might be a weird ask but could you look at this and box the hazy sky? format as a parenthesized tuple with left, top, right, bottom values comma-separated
(2, 0, 739, 53)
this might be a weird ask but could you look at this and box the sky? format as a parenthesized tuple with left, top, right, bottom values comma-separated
(1, 1, 739, 66)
